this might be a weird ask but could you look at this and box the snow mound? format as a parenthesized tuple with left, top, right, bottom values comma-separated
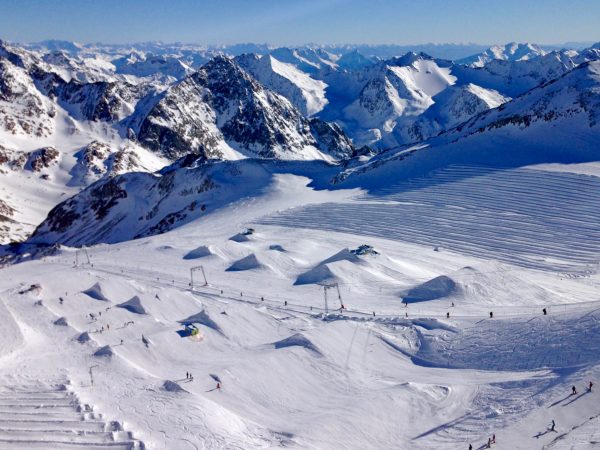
(93, 345, 114, 357)
(320, 248, 363, 265)
(162, 380, 187, 393)
(402, 275, 458, 303)
(82, 282, 109, 301)
(268, 244, 286, 252)
(117, 296, 147, 315)
(273, 333, 322, 356)
(76, 331, 92, 343)
(179, 310, 224, 335)
(53, 317, 69, 326)
(295, 248, 362, 285)
(226, 254, 267, 272)
(295, 264, 337, 286)
(229, 233, 251, 243)
(183, 245, 216, 260)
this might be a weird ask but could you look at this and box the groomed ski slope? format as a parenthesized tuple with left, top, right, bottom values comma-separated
(260, 165, 600, 272)
(1, 163, 600, 449)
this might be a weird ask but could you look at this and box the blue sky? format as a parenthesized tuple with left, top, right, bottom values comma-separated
(1, 0, 599, 45)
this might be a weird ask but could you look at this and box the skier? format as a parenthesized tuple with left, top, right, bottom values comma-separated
(59, 297, 64, 305)
(106, 324, 110, 331)
(550, 419, 555, 431)
(543, 308, 547, 315)
(489, 311, 494, 318)
(186, 372, 189, 380)
(469, 444, 473, 450)
(588, 381, 593, 392)
(217, 382, 221, 390)
(572, 385, 577, 395)
(491, 434, 496, 444)
(284, 300, 288, 306)
(446, 312, 450, 319)
(487, 437, 492, 448)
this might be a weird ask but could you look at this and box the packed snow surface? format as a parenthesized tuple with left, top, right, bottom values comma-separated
(2, 159, 600, 449)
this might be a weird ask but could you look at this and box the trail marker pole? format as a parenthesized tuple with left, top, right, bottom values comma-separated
(89, 364, 99, 386)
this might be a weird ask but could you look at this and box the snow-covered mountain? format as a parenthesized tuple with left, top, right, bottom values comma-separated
(396, 83, 509, 143)
(458, 42, 547, 67)
(336, 49, 376, 71)
(453, 50, 578, 97)
(135, 56, 352, 161)
(338, 60, 600, 185)
(234, 53, 328, 116)
(268, 47, 337, 75)
(113, 52, 194, 80)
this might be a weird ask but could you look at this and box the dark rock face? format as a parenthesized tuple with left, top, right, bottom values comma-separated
(0, 199, 14, 218)
(89, 178, 128, 220)
(0, 145, 27, 170)
(39, 202, 81, 233)
(26, 147, 60, 172)
(78, 141, 111, 175)
(309, 118, 355, 159)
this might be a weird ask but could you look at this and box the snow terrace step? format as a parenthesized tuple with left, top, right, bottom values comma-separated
(0, 384, 143, 450)
(0, 419, 107, 432)
(0, 440, 138, 450)
(0, 429, 122, 443)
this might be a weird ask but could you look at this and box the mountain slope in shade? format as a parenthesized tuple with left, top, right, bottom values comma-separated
(27, 159, 336, 246)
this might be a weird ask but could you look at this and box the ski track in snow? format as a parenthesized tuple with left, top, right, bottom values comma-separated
(258, 165, 600, 273)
